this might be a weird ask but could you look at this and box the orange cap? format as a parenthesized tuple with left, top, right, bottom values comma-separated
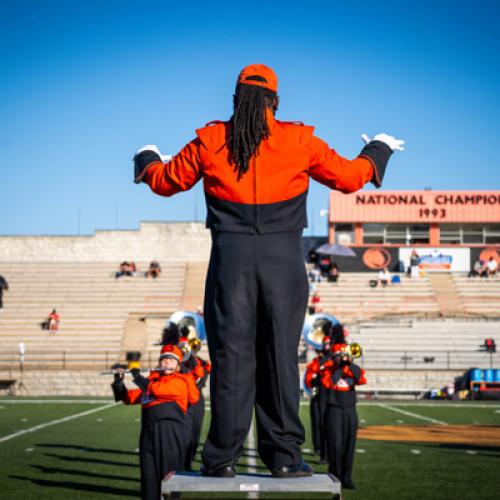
(237, 64, 278, 93)
(159, 344, 183, 362)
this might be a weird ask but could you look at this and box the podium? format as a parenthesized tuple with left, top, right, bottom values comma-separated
(162, 471, 341, 498)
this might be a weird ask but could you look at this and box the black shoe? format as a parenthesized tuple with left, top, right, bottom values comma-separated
(342, 480, 356, 489)
(200, 463, 236, 478)
(272, 460, 314, 478)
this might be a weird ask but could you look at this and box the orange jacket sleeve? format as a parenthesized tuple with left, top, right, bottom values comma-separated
(186, 373, 200, 406)
(304, 364, 315, 389)
(307, 135, 375, 193)
(192, 361, 205, 381)
(122, 387, 143, 405)
(305, 358, 321, 389)
(144, 139, 204, 197)
(342, 364, 367, 385)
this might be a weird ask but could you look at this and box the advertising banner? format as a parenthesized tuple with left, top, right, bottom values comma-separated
(399, 247, 470, 272)
(309, 245, 401, 272)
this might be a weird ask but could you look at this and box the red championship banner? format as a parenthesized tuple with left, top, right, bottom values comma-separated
(330, 191, 500, 223)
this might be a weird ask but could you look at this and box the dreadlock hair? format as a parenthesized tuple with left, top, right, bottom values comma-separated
(229, 80, 277, 180)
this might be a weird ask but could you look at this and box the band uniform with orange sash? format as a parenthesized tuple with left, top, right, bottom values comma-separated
(112, 344, 199, 500)
(321, 343, 366, 490)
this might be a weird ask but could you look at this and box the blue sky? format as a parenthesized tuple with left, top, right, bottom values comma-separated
(1, 0, 499, 236)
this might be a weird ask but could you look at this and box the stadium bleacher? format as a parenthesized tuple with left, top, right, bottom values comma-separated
(0, 261, 498, 375)
(0, 261, 185, 368)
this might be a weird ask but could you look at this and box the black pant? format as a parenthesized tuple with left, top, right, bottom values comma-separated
(310, 395, 321, 452)
(325, 405, 358, 485)
(185, 393, 205, 470)
(139, 418, 188, 500)
(318, 385, 328, 459)
(202, 231, 309, 471)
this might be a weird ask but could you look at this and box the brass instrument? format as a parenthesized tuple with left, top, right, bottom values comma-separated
(302, 313, 339, 350)
(168, 311, 206, 342)
(349, 342, 362, 358)
(188, 337, 202, 354)
(333, 342, 363, 361)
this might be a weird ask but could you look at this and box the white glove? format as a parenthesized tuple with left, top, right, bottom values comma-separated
(135, 144, 172, 163)
(133, 145, 172, 184)
(361, 133, 405, 151)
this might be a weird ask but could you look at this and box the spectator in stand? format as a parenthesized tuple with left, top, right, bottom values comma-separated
(49, 309, 60, 331)
(146, 260, 162, 279)
(487, 257, 498, 278)
(328, 263, 340, 283)
(309, 267, 321, 283)
(377, 267, 391, 287)
(41, 309, 60, 331)
(0, 274, 9, 309)
(308, 292, 321, 315)
(115, 261, 133, 279)
(318, 256, 331, 278)
(469, 259, 486, 278)
(308, 249, 319, 266)
(409, 250, 420, 279)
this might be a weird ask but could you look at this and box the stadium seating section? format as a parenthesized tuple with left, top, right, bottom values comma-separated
(0, 261, 498, 370)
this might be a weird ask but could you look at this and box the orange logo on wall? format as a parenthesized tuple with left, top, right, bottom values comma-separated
(362, 248, 392, 270)
(479, 247, 500, 264)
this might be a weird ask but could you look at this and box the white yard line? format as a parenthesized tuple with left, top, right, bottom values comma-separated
(0, 403, 117, 443)
(246, 418, 258, 473)
(299, 401, 500, 408)
(377, 403, 447, 425)
(246, 418, 258, 499)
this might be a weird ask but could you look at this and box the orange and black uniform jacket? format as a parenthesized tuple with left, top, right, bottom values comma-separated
(304, 354, 330, 390)
(113, 371, 199, 426)
(143, 110, 392, 234)
(320, 360, 367, 408)
(182, 355, 212, 389)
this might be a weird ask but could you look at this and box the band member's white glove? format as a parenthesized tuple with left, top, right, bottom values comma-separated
(135, 144, 172, 163)
(361, 133, 405, 151)
(133, 145, 172, 184)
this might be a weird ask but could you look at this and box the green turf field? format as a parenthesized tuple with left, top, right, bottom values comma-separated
(0, 398, 499, 499)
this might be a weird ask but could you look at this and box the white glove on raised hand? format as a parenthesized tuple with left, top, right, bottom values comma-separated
(135, 144, 172, 163)
(361, 133, 405, 151)
(133, 145, 172, 184)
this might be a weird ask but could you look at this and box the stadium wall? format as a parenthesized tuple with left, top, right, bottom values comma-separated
(0, 369, 464, 397)
(0, 222, 211, 262)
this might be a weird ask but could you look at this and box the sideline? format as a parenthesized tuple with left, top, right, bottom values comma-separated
(298, 401, 500, 408)
(0, 403, 117, 443)
(377, 403, 447, 425)
(3, 400, 499, 409)
(0, 399, 113, 404)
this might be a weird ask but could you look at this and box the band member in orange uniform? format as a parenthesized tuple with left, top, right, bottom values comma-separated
(304, 335, 332, 460)
(321, 344, 366, 489)
(133, 64, 403, 477)
(112, 344, 199, 500)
